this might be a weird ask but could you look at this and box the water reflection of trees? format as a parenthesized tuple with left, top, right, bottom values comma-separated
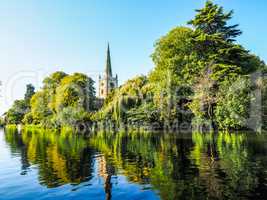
(90, 131, 267, 200)
(192, 132, 267, 199)
(90, 131, 204, 199)
(4, 128, 30, 174)
(4, 128, 267, 200)
(4, 128, 95, 188)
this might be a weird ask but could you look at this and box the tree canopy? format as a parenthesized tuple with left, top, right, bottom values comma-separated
(6, 72, 96, 129)
(97, 0, 266, 131)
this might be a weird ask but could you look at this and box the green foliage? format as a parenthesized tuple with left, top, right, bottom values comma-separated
(24, 84, 35, 105)
(150, 27, 195, 84)
(20, 72, 96, 128)
(28, 90, 52, 125)
(189, 73, 216, 130)
(262, 76, 267, 130)
(52, 73, 95, 127)
(149, 27, 195, 126)
(0, 117, 5, 126)
(5, 84, 35, 125)
(22, 112, 34, 125)
(43, 71, 68, 113)
(43, 71, 68, 90)
(186, 1, 265, 130)
(126, 102, 160, 124)
(55, 73, 95, 112)
(6, 100, 28, 124)
(215, 77, 251, 130)
(188, 0, 241, 41)
(56, 107, 92, 127)
(97, 75, 152, 124)
(95, 1, 267, 131)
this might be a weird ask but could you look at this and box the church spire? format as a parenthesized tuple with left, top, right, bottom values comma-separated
(106, 43, 112, 77)
(99, 43, 118, 99)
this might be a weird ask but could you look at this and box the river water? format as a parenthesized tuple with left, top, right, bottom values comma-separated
(0, 128, 267, 200)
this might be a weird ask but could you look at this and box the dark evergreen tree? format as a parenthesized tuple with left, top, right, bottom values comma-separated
(188, 0, 241, 41)
(24, 84, 35, 105)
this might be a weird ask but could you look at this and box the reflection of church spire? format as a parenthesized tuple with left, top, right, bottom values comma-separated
(96, 155, 114, 200)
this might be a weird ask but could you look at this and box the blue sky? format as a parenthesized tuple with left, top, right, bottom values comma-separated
(0, 0, 266, 114)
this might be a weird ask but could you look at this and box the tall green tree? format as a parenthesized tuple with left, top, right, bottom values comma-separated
(150, 27, 195, 127)
(54, 73, 95, 127)
(187, 1, 265, 129)
(188, 0, 241, 41)
(24, 84, 35, 106)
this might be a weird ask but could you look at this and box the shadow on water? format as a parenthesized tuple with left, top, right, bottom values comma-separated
(3, 127, 267, 200)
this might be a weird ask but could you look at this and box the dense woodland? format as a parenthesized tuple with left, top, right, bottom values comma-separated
(3, 1, 267, 131)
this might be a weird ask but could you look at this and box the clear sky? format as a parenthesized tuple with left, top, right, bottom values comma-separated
(0, 0, 266, 114)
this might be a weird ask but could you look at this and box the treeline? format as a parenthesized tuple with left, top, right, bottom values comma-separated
(4, 72, 96, 128)
(4, 1, 267, 131)
(96, 1, 267, 131)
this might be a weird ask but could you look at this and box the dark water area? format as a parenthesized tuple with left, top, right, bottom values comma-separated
(0, 128, 267, 200)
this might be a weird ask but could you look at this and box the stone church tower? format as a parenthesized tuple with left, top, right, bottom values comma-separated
(99, 44, 118, 99)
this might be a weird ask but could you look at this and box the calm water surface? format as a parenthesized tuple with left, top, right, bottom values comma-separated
(0, 128, 267, 200)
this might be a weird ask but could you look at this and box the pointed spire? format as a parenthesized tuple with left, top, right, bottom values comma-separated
(106, 43, 112, 77)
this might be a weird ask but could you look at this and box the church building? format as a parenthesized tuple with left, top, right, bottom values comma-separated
(99, 44, 118, 99)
